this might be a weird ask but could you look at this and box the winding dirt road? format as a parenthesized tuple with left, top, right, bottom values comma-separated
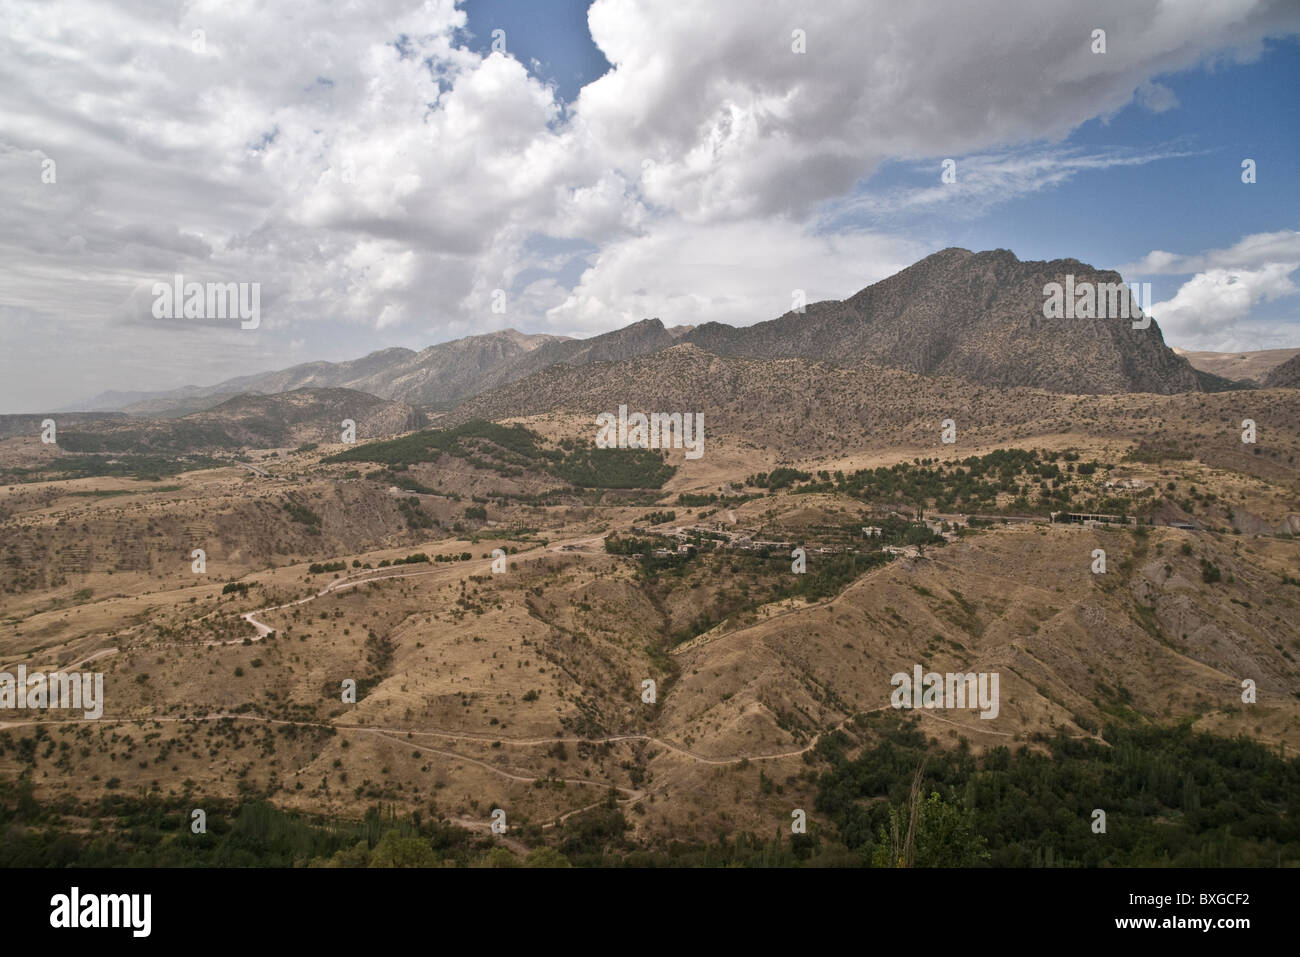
(3, 528, 1036, 844)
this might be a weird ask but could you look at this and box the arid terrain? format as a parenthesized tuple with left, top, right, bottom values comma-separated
(3, 252, 1299, 865)
(1176, 347, 1300, 385)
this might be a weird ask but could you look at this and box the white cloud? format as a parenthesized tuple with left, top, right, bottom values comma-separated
(1150, 263, 1299, 345)
(1136, 80, 1180, 113)
(577, 0, 1293, 221)
(1120, 229, 1300, 275)
(544, 219, 922, 335)
(821, 146, 1194, 226)
(1123, 230, 1300, 348)
(2, 0, 1299, 408)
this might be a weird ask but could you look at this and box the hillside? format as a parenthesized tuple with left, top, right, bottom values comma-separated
(66, 249, 1228, 418)
(1264, 353, 1300, 388)
(466, 317, 689, 401)
(51, 388, 426, 454)
(1177, 347, 1300, 385)
(75, 331, 566, 415)
(0, 411, 128, 440)
(681, 248, 1200, 394)
(444, 343, 1300, 483)
(1, 436, 1296, 864)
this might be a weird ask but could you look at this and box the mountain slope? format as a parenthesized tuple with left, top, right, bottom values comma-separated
(1176, 347, 1300, 384)
(444, 342, 1300, 485)
(468, 317, 684, 397)
(1264, 353, 1300, 388)
(54, 388, 425, 452)
(72, 248, 1216, 415)
(682, 248, 1200, 394)
(77, 331, 565, 415)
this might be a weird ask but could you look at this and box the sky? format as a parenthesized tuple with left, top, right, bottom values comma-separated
(1, 0, 1298, 412)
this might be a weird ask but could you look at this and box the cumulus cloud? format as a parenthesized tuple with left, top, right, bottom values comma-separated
(1149, 264, 1299, 345)
(2, 0, 1299, 408)
(1123, 230, 1300, 348)
(578, 0, 1293, 220)
(544, 219, 924, 334)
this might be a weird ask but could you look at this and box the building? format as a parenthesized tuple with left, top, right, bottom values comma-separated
(1051, 511, 1127, 525)
(883, 545, 920, 558)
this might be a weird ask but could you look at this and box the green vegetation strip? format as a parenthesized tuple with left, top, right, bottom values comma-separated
(326, 420, 676, 490)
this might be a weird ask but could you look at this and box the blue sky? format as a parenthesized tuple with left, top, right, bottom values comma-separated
(464, 1, 1299, 322)
(457, 3, 1300, 342)
(463, 3, 1300, 347)
(1, 0, 1299, 411)
(461, 0, 611, 104)
(924, 41, 1300, 315)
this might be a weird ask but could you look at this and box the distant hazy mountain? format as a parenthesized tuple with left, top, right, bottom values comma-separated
(75, 330, 565, 415)
(0, 411, 128, 440)
(55, 388, 425, 452)
(1175, 347, 1300, 385)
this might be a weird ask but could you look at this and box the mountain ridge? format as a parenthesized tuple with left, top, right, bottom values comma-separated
(70, 247, 1246, 415)
(54, 387, 425, 453)
(678, 247, 1200, 394)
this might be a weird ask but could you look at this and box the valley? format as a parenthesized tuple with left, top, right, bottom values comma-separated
(2, 250, 1298, 868)
(2, 354, 1298, 865)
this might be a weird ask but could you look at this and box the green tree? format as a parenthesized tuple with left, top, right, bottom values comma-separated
(913, 791, 989, 866)
(522, 846, 572, 868)
(368, 830, 438, 868)
(485, 847, 518, 868)
(872, 792, 988, 867)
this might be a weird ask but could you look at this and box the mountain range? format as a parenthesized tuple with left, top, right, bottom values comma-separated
(55, 388, 424, 453)
(72, 247, 1275, 417)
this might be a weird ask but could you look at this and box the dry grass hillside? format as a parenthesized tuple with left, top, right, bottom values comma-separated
(2, 373, 1296, 857)
(448, 344, 1300, 480)
(1177, 347, 1300, 385)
